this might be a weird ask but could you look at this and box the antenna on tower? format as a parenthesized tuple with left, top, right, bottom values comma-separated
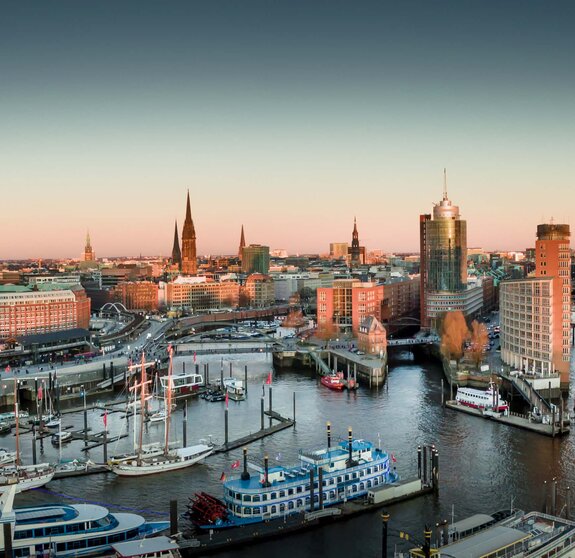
(443, 168, 448, 201)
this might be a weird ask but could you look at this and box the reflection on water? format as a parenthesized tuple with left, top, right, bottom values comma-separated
(6, 353, 575, 558)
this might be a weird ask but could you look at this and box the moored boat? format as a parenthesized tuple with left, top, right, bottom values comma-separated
(0, 485, 169, 557)
(187, 426, 399, 529)
(224, 378, 245, 401)
(455, 382, 509, 413)
(320, 374, 345, 391)
(160, 372, 203, 400)
(0, 463, 55, 494)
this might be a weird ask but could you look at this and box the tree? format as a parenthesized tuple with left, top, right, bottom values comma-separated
(468, 320, 489, 369)
(238, 290, 251, 308)
(316, 320, 338, 341)
(440, 310, 469, 365)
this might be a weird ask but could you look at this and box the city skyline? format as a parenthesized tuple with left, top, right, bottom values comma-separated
(2, 1, 575, 259)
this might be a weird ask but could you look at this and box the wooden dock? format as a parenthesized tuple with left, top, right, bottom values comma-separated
(445, 400, 569, 437)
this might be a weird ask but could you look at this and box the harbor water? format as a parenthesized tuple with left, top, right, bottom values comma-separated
(7, 350, 575, 557)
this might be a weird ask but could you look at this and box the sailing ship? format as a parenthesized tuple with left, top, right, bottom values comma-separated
(188, 426, 399, 528)
(0, 380, 54, 494)
(0, 485, 169, 558)
(110, 350, 213, 477)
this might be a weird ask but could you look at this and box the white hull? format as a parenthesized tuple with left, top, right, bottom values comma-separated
(111, 447, 213, 477)
(0, 470, 54, 494)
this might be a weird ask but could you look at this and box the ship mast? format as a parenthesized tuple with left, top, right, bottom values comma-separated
(14, 379, 20, 467)
(164, 347, 174, 455)
(137, 352, 148, 466)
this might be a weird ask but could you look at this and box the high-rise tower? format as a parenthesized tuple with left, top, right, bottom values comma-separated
(171, 220, 182, 269)
(238, 225, 246, 260)
(181, 191, 197, 275)
(83, 231, 95, 262)
(420, 171, 475, 329)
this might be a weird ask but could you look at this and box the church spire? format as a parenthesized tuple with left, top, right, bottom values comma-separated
(238, 225, 246, 259)
(181, 190, 197, 274)
(171, 220, 182, 269)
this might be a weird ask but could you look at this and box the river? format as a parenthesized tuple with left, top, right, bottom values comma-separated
(9, 350, 575, 557)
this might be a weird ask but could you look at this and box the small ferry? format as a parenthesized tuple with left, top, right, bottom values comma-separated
(224, 378, 245, 401)
(320, 374, 345, 391)
(51, 431, 73, 445)
(0, 486, 169, 557)
(188, 427, 398, 528)
(455, 382, 509, 413)
(160, 372, 203, 400)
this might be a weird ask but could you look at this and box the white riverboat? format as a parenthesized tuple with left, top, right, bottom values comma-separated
(223, 378, 245, 401)
(0, 486, 169, 557)
(455, 382, 509, 413)
(160, 372, 203, 400)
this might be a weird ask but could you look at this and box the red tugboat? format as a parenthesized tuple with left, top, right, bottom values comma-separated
(320, 373, 345, 391)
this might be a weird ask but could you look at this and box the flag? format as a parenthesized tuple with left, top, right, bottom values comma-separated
(231, 460, 240, 469)
(5, 366, 10, 374)
(391, 453, 397, 463)
(103, 410, 108, 428)
(193, 351, 197, 364)
(220, 472, 226, 482)
(37, 385, 43, 401)
(265, 371, 272, 385)
(225, 392, 229, 408)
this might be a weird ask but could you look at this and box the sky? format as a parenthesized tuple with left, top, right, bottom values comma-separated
(1, 0, 575, 259)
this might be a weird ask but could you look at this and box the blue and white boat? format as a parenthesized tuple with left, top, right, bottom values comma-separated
(0, 486, 169, 557)
(188, 427, 399, 528)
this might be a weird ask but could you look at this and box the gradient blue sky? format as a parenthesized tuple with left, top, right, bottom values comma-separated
(1, 1, 574, 258)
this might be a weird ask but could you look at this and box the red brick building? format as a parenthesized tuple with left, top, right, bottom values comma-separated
(112, 281, 159, 312)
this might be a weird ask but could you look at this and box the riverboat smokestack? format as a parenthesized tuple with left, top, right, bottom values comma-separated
(263, 454, 271, 487)
(241, 447, 250, 481)
(346, 427, 357, 467)
(327, 422, 331, 449)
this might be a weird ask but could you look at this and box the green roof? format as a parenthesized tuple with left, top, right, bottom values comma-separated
(0, 285, 31, 292)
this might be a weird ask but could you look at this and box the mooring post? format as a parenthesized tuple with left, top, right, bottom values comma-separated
(552, 478, 558, 516)
(224, 407, 229, 446)
(543, 480, 548, 514)
(417, 445, 422, 479)
(309, 468, 315, 512)
(102, 363, 106, 380)
(229, 362, 232, 378)
(220, 361, 224, 388)
(441, 379, 445, 407)
(381, 512, 390, 558)
(32, 425, 37, 465)
(3, 522, 13, 558)
(244, 365, 248, 396)
(183, 361, 186, 374)
(103, 424, 108, 463)
(260, 396, 264, 430)
(422, 446, 428, 486)
(424, 525, 432, 558)
(318, 467, 324, 509)
(206, 363, 210, 386)
(183, 401, 188, 448)
(567, 486, 571, 520)
(269, 386, 273, 414)
(293, 392, 296, 424)
(433, 449, 439, 494)
(170, 500, 178, 536)
(241, 447, 250, 481)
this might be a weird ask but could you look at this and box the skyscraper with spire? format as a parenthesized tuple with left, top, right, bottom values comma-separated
(181, 191, 197, 275)
(171, 220, 182, 270)
(238, 225, 246, 260)
(83, 231, 95, 262)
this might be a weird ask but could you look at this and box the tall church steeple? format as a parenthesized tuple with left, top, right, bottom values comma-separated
(238, 225, 246, 260)
(83, 230, 95, 262)
(349, 217, 361, 267)
(171, 220, 182, 269)
(181, 190, 197, 274)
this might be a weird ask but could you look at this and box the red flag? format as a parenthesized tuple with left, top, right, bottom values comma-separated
(220, 472, 226, 482)
(5, 365, 11, 374)
(103, 410, 108, 428)
(265, 372, 272, 385)
(231, 459, 240, 469)
(391, 453, 397, 463)
(193, 351, 197, 364)
(225, 392, 229, 408)
(37, 385, 43, 401)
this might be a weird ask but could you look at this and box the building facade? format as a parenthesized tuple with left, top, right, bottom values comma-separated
(500, 223, 571, 386)
(357, 315, 387, 356)
(112, 281, 159, 311)
(420, 184, 472, 329)
(0, 284, 91, 339)
(241, 245, 270, 275)
(181, 191, 198, 275)
(243, 274, 275, 307)
(329, 243, 349, 260)
(165, 277, 239, 311)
